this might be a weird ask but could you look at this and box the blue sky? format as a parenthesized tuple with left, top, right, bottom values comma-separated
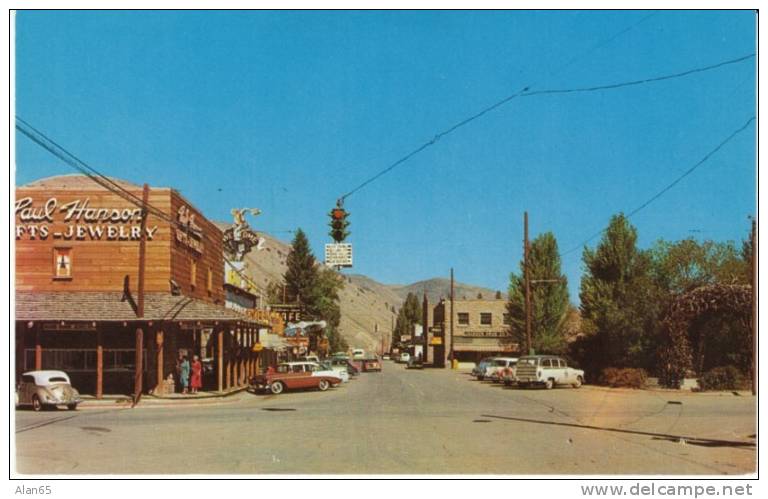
(14, 10, 756, 301)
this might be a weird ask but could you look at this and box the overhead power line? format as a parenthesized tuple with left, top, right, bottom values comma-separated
(561, 115, 756, 256)
(338, 52, 754, 202)
(16, 117, 269, 294)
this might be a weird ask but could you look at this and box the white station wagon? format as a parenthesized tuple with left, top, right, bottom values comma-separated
(514, 355, 585, 389)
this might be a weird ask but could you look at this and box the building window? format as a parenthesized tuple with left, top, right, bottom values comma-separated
(457, 313, 469, 325)
(53, 247, 72, 279)
(190, 259, 197, 290)
(207, 267, 213, 293)
(503, 313, 511, 325)
(480, 312, 493, 325)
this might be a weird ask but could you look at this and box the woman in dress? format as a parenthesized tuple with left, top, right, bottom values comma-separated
(190, 355, 203, 394)
(180, 355, 191, 394)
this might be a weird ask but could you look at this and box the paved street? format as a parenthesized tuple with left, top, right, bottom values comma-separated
(15, 362, 756, 475)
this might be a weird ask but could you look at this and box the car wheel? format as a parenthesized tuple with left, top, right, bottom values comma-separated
(67, 403, 78, 411)
(573, 376, 583, 388)
(545, 378, 554, 390)
(477, 375, 484, 381)
(32, 395, 42, 412)
(270, 381, 285, 395)
(503, 380, 512, 386)
(318, 380, 330, 392)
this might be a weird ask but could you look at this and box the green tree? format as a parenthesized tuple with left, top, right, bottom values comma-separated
(579, 214, 661, 370)
(394, 292, 422, 344)
(283, 229, 317, 307)
(507, 232, 570, 354)
(283, 229, 347, 352)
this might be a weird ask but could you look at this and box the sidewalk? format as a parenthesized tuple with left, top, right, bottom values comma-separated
(79, 386, 250, 409)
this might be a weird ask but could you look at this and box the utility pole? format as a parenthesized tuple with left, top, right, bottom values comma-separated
(751, 218, 757, 396)
(133, 183, 149, 407)
(450, 267, 455, 368)
(524, 211, 532, 355)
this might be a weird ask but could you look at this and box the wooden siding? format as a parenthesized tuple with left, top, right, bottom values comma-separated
(15, 183, 224, 304)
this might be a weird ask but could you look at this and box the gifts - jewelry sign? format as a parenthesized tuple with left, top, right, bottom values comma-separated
(15, 197, 159, 241)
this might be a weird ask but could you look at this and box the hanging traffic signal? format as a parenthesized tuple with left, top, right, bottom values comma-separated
(328, 202, 350, 243)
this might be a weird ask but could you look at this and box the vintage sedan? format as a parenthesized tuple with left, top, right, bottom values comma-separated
(16, 370, 81, 411)
(249, 362, 343, 395)
(362, 357, 382, 372)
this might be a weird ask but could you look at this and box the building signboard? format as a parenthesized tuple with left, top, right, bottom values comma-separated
(324, 243, 353, 267)
(15, 197, 159, 241)
(460, 331, 511, 338)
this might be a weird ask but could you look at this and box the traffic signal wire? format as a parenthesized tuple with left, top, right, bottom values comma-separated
(560, 115, 756, 257)
(337, 52, 754, 203)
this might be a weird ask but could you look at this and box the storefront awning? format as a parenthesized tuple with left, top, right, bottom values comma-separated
(15, 291, 259, 325)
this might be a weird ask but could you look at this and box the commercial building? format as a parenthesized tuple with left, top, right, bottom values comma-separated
(14, 174, 264, 396)
(429, 297, 519, 365)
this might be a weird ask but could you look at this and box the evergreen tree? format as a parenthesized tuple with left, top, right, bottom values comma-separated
(579, 214, 660, 370)
(283, 229, 317, 308)
(507, 232, 570, 354)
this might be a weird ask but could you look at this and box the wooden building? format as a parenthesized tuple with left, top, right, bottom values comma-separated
(14, 174, 262, 396)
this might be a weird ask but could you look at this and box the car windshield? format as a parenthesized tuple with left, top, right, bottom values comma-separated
(518, 358, 538, 366)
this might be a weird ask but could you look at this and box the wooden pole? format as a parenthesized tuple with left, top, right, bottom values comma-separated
(450, 268, 455, 368)
(96, 329, 103, 399)
(133, 184, 149, 406)
(217, 330, 224, 393)
(34, 324, 42, 370)
(751, 219, 757, 396)
(155, 330, 164, 394)
(524, 211, 532, 355)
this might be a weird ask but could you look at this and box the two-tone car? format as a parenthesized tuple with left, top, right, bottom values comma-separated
(484, 357, 519, 383)
(16, 370, 81, 411)
(249, 362, 343, 395)
(472, 357, 497, 380)
(514, 355, 585, 389)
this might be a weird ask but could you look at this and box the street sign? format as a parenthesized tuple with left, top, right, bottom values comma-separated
(325, 243, 353, 267)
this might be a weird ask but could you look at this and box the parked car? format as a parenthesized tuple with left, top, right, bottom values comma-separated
(514, 355, 585, 389)
(352, 348, 366, 359)
(249, 362, 343, 394)
(472, 357, 498, 380)
(362, 357, 382, 372)
(382, 354, 391, 360)
(319, 361, 350, 383)
(16, 370, 81, 411)
(407, 357, 424, 369)
(483, 357, 519, 382)
(398, 352, 411, 364)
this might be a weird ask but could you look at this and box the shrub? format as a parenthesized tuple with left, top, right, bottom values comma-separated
(600, 367, 648, 388)
(697, 366, 747, 391)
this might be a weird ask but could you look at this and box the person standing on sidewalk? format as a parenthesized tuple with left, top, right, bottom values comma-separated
(180, 355, 191, 395)
(190, 355, 202, 394)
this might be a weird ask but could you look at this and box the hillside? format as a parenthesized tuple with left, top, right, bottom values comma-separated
(388, 278, 504, 305)
(217, 225, 503, 352)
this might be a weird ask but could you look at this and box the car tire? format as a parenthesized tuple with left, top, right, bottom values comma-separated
(32, 395, 42, 412)
(318, 380, 330, 391)
(270, 381, 285, 395)
(67, 403, 78, 411)
(573, 376, 583, 388)
(545, 378, 554, 390)
(477, 375, 484, 381)
(503, 380, 512, 386)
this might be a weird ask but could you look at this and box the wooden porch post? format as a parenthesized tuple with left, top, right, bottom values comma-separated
(248, 329, 253, 378)
(217, 329, 224, 393)
(155, 330, 164, 394)
(34, 325, 42, 370)
(225, 330, 231, 390)
(96, 329, 103, 399)
(236, 328, 242, 386)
